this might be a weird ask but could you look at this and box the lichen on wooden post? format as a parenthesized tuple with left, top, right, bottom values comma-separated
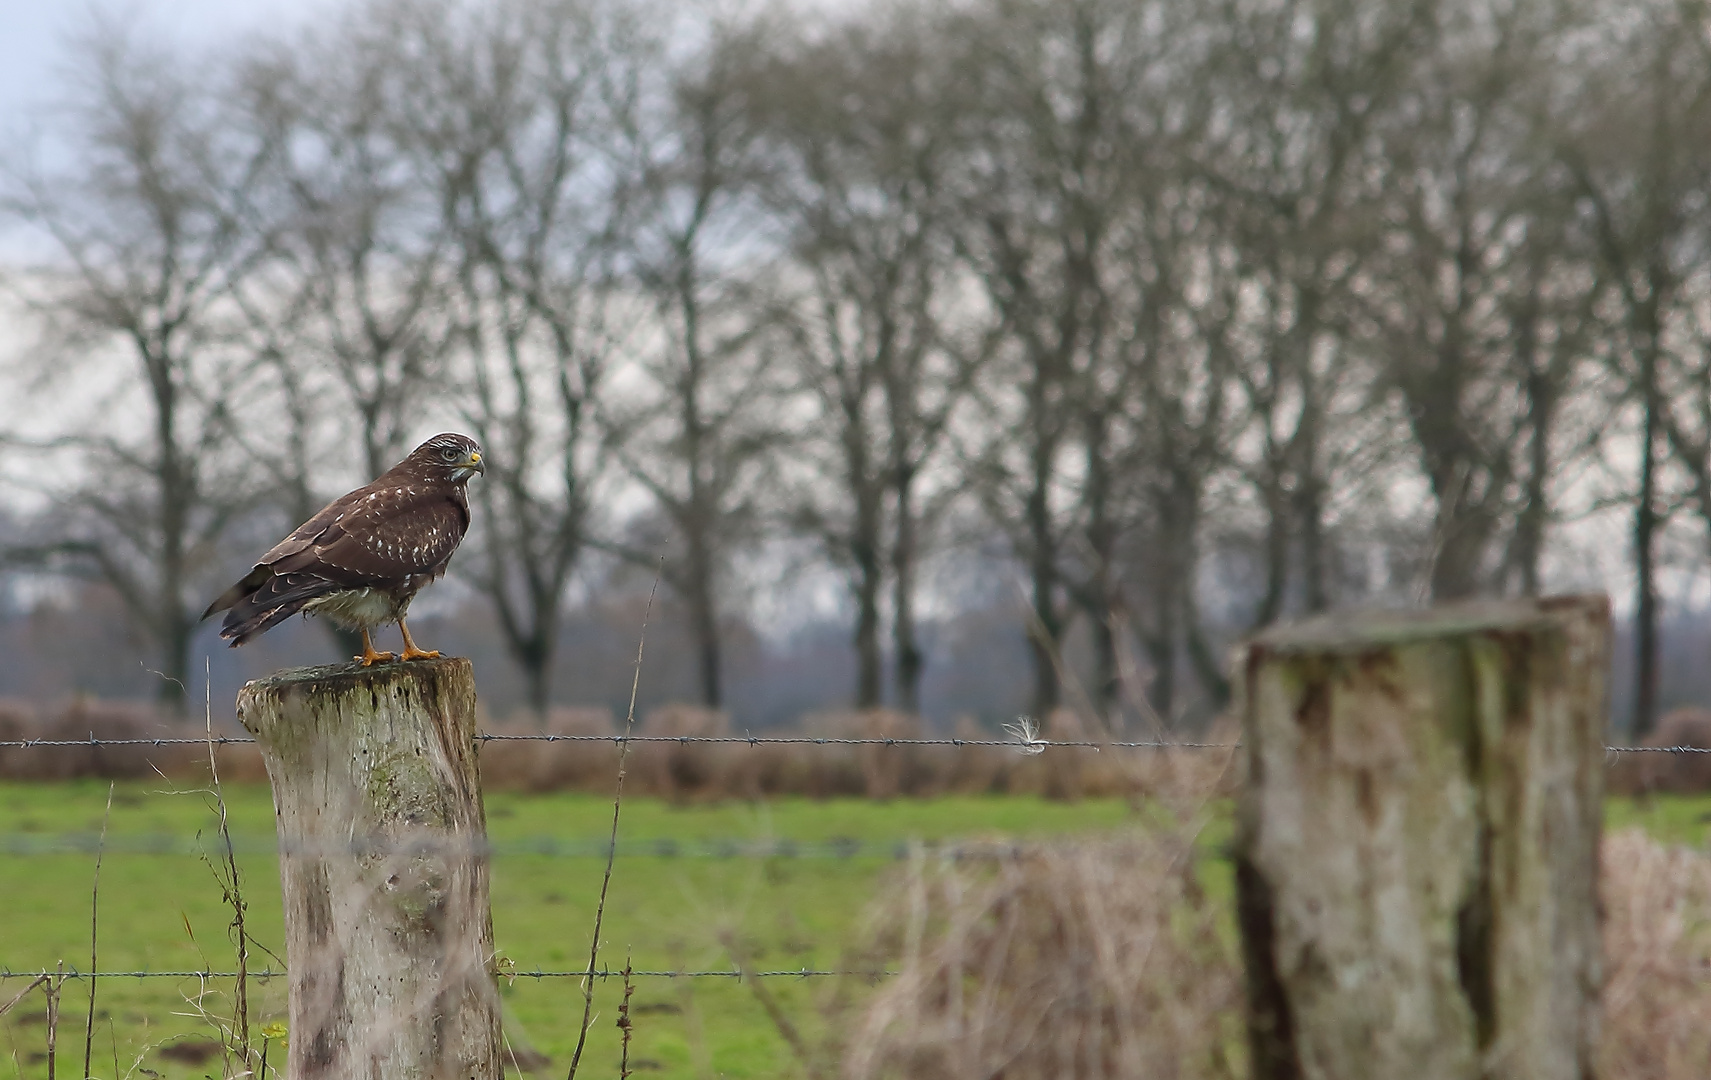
(237, 657, 501, 1080)
(1233, 595, 1608, 1080)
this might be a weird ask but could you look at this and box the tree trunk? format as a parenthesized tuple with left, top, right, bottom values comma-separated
(1633, 335, 1661, 740)
(690, 570, 722, 710)
(159, 611, 192, 710)
(891, 476, 924, 716)
(1254, 462, 1289, 629)
(1233, 595, 1607, 1080)
(237, 658, 502, 1080)
(522, 642, 551, 721)
(1509, 277, 1548, 598)
(1027, 551, 1062, 718)
(1294, 387, 1330, 614)
(853, 540, 883, 710)
(1027, 476, 1062, 718)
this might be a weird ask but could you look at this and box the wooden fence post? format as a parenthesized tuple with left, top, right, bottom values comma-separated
(237, 658, 502, 1080)
(1233, 596, 1609, 1080)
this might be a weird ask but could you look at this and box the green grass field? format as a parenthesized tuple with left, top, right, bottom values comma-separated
(3, 780, 1705, 1080)
(0, 781, 1137, 1079)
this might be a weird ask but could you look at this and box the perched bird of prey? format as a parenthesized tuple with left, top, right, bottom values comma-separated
(203, 433, 485, 666)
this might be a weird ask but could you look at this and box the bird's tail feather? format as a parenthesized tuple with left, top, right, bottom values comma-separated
(219, 572, 339, 646)
(202, 566, 270, 622)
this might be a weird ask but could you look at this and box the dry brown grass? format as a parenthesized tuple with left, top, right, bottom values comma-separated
(0, 697, 266, 781)
(1599, 827, 1711, 1079)
(842, 827, 1245, 1080)
(477, 706, 618, 791)
(0, 692, 1242, 802)
(475, 703, 1229, 801)
(835, 823, 1711, 1080)
(603, 706, 1233, 802)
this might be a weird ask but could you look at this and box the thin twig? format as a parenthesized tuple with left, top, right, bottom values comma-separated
(84, 783, 114, 1080)
(566, 560, 661, 1080)
(46, 961, 63, 1080)
(616, 954, 635, 1080)
(0, 974, 48, 1019)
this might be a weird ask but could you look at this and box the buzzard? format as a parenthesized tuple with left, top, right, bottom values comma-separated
(203, 433, 485, 665)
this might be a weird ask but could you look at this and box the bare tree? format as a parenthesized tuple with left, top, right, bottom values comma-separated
(1354, 0, 1590, 603)
(613, 22, 781, 709)
(1559, 0, 1711, 737)
(742, 10, 969, 712)
(1199, 0, 1429, 625)
(942, 0, 1228, 720)
(405, 0, 647, 716)
(2, 24, 273, 704)
(242, 3, 457, 484)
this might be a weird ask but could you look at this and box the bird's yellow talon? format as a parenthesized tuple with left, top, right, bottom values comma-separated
(396, 619, 439, 662)
(355, 627, 395, 666)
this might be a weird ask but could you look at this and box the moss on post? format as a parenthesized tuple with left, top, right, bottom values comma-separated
(238, 657, 501, 1080)
(1233, 596, 1608, 1080)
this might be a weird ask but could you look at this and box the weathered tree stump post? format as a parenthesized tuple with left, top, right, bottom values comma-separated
(1233, 596, 1608, 1080)
(237, 658, 501, 1080)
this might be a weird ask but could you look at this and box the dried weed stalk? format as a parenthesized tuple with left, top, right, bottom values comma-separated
(46, 962, 64, 1080)
(844, 831, 1244, 1080)
(1599, 827, 1711, 1079)
(616, 955, 635, 1080)
(84, 783, 114, 1080)
(566, 565, 660, 1080)
(161, 670, 271, 1079)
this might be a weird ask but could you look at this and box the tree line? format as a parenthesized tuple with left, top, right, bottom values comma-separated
(3, 0, 1710, 736)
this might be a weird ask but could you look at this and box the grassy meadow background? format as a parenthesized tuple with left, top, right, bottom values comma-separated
(3, 768, 1710, 1078)
(0, 780, 1143, 1079)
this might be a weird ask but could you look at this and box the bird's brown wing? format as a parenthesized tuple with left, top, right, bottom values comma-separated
(201, 488, 361, 620)
(207, 485, 469, 644)
(272, 485, 469, 582)
(250, 488, 369, 568)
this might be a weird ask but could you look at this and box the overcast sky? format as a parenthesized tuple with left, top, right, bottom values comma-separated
(0, 0, 316, 128)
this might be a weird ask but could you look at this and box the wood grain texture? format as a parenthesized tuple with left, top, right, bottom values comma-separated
(1234, 595, 1608, 1080)
(237, 658, 501, 1080)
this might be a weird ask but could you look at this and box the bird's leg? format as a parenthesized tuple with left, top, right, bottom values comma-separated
(397, 618, 441, 662)
(356, 626, 396, 667)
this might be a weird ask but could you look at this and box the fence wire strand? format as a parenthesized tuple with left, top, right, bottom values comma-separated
(0, 967, 885, 981)
(0, 733, 1237, 750)
(0, 733, 1703, 753)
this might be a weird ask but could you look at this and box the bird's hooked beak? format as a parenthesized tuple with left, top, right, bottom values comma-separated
(454, 450, 484, 481)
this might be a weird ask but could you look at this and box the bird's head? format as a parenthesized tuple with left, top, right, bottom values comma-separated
(408, 433, 485, 483)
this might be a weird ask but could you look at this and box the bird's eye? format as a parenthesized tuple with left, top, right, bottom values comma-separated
(441, 447, 458, 462)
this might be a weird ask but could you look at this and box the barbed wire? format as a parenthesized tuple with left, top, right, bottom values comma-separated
(478, 733, 1237, 749)
(0, 733, 1237, 750)
(1, 733, 1707, 753)
(0, 966, 887, 981)
(0, 736, 256, 748)
(0, 834, 1100, 859)
(1602, 745, 1711, 753)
